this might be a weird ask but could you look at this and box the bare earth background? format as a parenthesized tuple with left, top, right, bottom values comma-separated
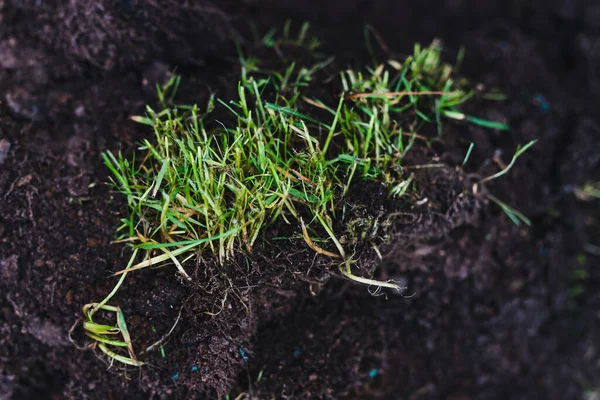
(1, 0, 599, 399)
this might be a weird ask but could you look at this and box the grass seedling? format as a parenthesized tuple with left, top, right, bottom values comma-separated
(261, 21, 321, 51)
(487, 194, 532, 226)
(479, 140, 537, 184)
(82, 249, 143, 367)
(462, 142, 475, 166)
(479, 140, 537, 226)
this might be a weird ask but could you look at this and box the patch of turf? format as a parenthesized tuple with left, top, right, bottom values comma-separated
(83, 24, 530, 366)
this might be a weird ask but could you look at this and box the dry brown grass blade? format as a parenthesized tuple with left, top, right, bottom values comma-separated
(300, 218, 342, 259)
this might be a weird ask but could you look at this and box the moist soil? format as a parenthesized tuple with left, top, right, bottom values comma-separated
(1, 1, 599, 399)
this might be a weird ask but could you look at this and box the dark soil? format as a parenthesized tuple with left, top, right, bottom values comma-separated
(1, 1, 599, 399)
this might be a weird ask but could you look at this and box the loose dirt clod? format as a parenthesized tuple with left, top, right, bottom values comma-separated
(20, 0, 234, 72)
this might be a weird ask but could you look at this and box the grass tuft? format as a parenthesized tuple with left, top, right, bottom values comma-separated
(105, 40, 491, 277)
(87, 29, 523, 366)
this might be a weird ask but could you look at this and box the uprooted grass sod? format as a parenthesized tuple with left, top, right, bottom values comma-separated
(104, 40, 481, 286)
(82, 25, 535, 367)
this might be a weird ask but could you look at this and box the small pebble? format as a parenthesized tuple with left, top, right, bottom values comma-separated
(5, 88, 42, 121)
(533, 93, 551, 112)
(142, 61, 171, 94)
(0, 40, 17, 69)
(74, 105, 86, 117)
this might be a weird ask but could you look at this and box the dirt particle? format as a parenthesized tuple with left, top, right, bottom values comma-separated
(509, 278, 525, 293)
(0, 255, 18, 285)
(142, 61, 171, 94)
(16, 174, 32, 187)
(66, 174, 91, 197)
(5, 88, 42, 121)
(488, 299, 549, 339)
(0, 369, 16, 400)
(74, 104, 85, 117)
(448, 395, 471, 400)
(65, 290, 73, 305)
(0, 40, 17, 69)
(26, 317, 69, 347)
(0, 139, 10, 165)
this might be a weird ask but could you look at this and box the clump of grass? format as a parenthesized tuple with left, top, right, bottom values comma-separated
(86, 27, 519, 366)
(104, 39, 486, 282)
